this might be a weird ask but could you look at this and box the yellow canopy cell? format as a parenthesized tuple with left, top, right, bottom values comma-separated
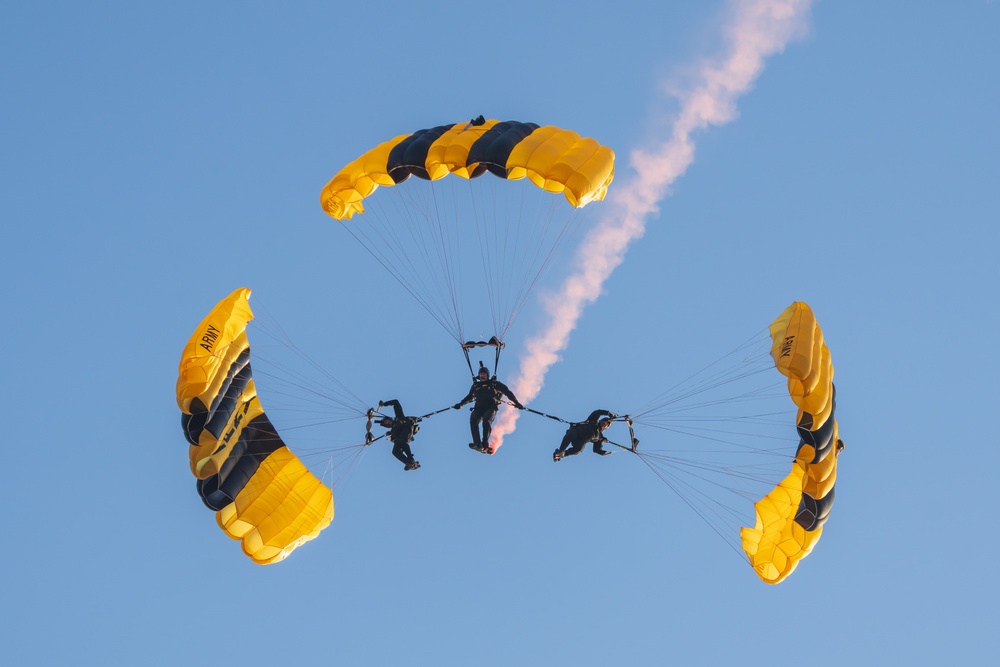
(177, 288, 333, 564)
(741, 302, 843, 584)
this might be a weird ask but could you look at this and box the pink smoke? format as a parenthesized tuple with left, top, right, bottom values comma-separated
(491, 0, 812, 450)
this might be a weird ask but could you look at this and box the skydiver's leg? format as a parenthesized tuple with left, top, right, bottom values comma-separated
(564, 438, 585, 457)
(391, 441, 412, 465)
(481, 405, 498, 444)
(470, 406, 485, 445)
(553, 432, 574, 461)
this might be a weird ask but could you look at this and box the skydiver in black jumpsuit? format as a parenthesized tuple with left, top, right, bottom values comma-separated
(453, 366, 523, 453)
(377, 399, 422, 471)
(552, 409, 616, 461)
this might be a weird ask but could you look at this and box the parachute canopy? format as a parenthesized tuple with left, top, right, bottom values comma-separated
(318, 118, 616, 351)
(740, 302, 843, 584)
(320, 117, 615, 220)
(177, 288, 334, 564)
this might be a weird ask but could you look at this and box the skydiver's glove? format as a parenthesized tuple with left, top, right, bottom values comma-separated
(452, 403, 462, 410)
(378, 401, 384, 407)
(609, 412, 618, 419)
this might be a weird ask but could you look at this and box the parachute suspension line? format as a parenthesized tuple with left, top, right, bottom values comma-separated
(247, 359, 368, 426)
(629, 418, 792, 459)
(501, 184, 582, 342)
(500, 190, 575, 341)
(634, 451, 750, 563)
(251, 305, 370, 409)
(243, 305, 372, 431)
(629, 329, 764, 418)
(340, 214, 460, 344)
(316, 441, 368, 493)
(630, 327, 775, 421)
(427, 179, 465, 343)
(467, 175, 515, 341)
(637, 449, 790, 494)
(627, 330, 791, 460)
(628, 422, 793, 468)
(468, 175, 502, 339)
(343, 181, 474, 344)
(279, 405, 369, 491)
(465, 177, 582, 344)
(619, 324, 809, 565)
(401, 179, 464, 342)
(495, 178, 522, 339)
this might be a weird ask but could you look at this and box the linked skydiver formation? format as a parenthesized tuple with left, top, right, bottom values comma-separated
(176, 117, 844, 585)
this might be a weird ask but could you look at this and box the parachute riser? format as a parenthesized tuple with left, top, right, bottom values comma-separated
(624, 416, 639, 452)
(603, 416, 639, 452)
(461, 336, 505, 379)
(604, 439, 636, 453)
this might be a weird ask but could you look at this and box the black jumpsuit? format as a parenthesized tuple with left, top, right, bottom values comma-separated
(455, 378, 521, 447)
(556, 410, 614, 457)
(382, 399, 418, 466)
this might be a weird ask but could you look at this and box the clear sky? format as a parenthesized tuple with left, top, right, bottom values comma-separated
(3, 1, 998, 665)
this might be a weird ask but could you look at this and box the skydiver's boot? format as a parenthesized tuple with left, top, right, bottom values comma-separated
(553, 449, 564, 462)
(594, 447, 612, 456)
(407, 460, 420, 471)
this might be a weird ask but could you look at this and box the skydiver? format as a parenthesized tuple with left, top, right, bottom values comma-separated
(453, 365, 523, 454)
(552, 409, 617, 461)
(376, 399, 422, 471)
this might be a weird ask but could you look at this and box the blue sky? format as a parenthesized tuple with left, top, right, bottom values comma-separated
(3, 1, 998, 665)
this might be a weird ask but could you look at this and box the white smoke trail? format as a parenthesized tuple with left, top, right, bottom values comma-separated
(491, 0, 812, 449)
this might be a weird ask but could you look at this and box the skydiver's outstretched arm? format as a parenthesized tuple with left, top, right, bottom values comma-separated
(495, 381, 524, 409)
(451, 382, 476, 410)
(585, 409, 614, 424)
(453, 385, 475, 409)
(382, 399, 405, 420)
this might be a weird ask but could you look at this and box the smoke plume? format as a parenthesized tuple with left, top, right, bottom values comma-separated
(491, 0, 812, 449)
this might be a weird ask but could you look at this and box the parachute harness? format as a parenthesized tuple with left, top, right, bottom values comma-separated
(516, 406, 639, 452)
(462, 336, 504, 379)
(364, 404, 454, 446)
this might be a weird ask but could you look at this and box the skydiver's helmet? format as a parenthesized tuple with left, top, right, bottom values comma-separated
(598, 418, 613, 430)
(478, 367, 490, 380)
(380, 417, 394, 428)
